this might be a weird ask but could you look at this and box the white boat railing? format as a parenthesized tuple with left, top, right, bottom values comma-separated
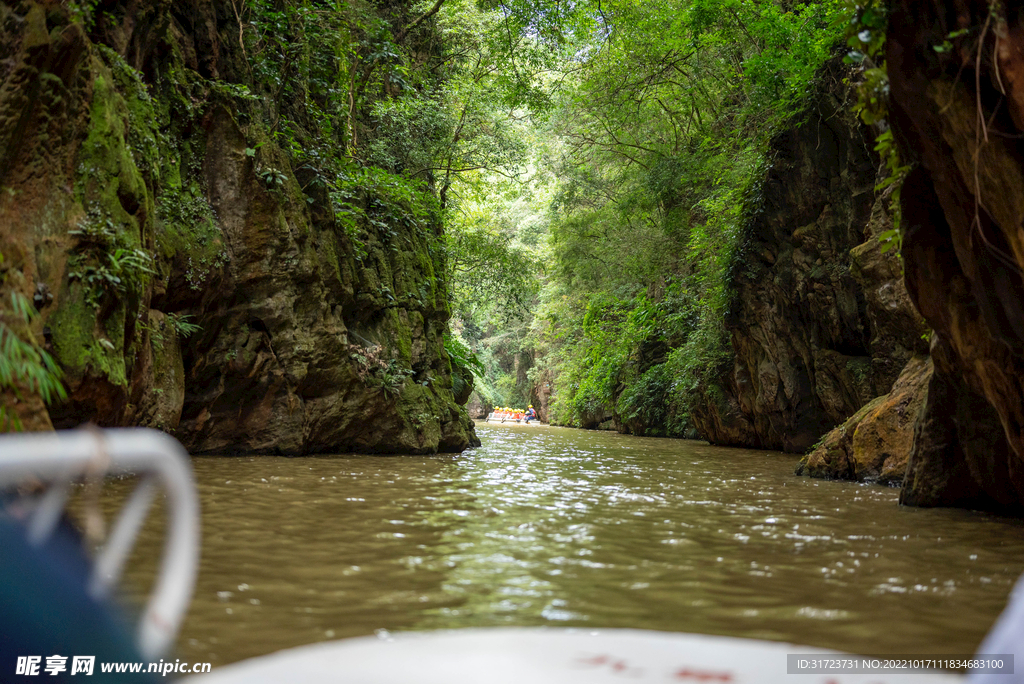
(0, 428, 200, 661)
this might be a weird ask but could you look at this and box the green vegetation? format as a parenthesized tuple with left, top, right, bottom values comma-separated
(444, 333, 484, 378)
(0, 254, 66, 431)
(443, 0, 849, 429)
(3, 0, 868, 434)
(68, 204, 155, 309)
(350, 342, 415, 397)
(844, 0, 906, 256)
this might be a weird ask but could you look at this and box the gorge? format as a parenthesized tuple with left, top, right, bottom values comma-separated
(4, 0, 1024, 513)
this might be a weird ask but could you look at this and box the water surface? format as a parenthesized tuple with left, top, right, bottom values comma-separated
(118, 423, 1024, 666)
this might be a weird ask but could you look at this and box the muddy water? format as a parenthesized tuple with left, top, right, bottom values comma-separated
(118, 423, 1024, 667)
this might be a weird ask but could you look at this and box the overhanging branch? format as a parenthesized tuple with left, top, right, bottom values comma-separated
(396, 0, 447, 43)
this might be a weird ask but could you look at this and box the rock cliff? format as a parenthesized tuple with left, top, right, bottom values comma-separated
(0, 0, 478, 453)
(692, 64, 928, 453)
(798, 354, 930, 483)
(883, 0, 1024, 510)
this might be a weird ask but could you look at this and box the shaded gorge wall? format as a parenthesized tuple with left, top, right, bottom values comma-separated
(692, 68, 928, 454)
(0, 0, 477, 453)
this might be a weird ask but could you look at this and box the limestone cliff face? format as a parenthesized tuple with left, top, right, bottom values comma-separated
(797, 354, 931, 483)
(691, 67, 928, 453)
(884, 0, 1024, 509)
(0, 1, 478, 453)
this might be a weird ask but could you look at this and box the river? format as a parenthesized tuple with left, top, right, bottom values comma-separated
(115, 423, 1024, 667)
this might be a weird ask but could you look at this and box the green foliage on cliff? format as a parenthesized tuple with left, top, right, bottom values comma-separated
(0, 255, 66, 431)
(6, 0, 856, 434)
(844, 0, 910, 255)
(451, 0, 848, 430)
(68, 204, 155, 309)
(444, 332, 484, 379)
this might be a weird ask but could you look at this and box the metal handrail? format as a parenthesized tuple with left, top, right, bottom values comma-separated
(0, 428, 200, 660)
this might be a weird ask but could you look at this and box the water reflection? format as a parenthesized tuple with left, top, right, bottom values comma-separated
(117, 423, 1024, 665)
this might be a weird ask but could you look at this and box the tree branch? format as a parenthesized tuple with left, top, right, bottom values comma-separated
(396, 0, 447, 43)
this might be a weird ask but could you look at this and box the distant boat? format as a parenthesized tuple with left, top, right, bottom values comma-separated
(484, 412, 544, 425)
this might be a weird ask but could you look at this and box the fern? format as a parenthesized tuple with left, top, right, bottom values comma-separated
(0, 289, 67, 431)
(444, 333, 485, 378)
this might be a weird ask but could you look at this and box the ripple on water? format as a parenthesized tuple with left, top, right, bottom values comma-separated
(100, 423, 1024, 666)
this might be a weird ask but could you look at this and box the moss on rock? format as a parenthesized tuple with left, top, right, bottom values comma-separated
(2, 0, 477, 452)
(797, 356, 931, 484)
